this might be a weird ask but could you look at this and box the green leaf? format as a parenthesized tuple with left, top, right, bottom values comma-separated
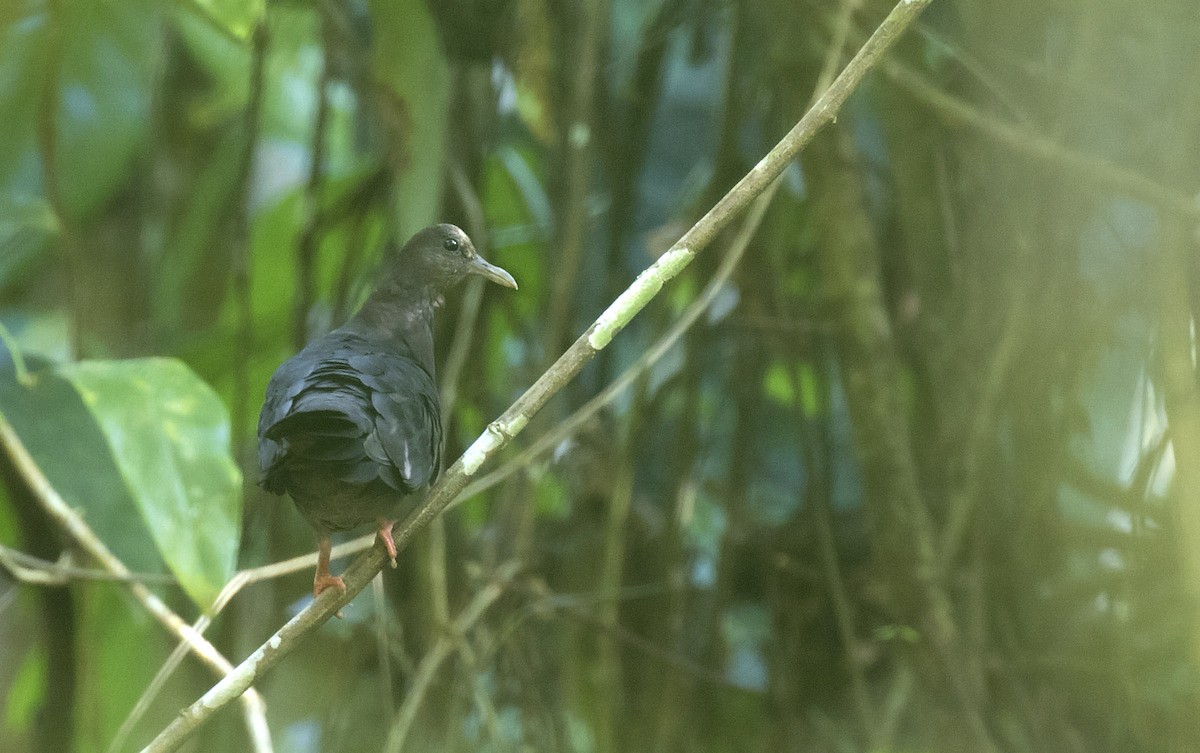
(0, 196, 57, 293)
(3, 643, 45, 737)
(186, 0, 264, 41)
(762, 361, 822, 417)
(0, 357, 162, 576)
(535, 472, 569, 519)
(57, 358, 242, 608)
(368, 0, 449, 239)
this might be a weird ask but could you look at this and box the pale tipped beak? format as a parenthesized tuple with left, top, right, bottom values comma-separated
(469, 255, 518, 290)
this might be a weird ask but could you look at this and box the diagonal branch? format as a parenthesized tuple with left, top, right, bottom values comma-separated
(140, 2, 933, 750)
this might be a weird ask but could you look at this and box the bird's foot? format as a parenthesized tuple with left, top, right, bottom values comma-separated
(376, 519, 398, 569)
(313, 534, 347, 600)
(313, 573, 347, 599)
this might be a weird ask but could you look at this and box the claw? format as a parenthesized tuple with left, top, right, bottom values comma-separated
(313, 573, 347, 599)
(377, 519, 398, 568)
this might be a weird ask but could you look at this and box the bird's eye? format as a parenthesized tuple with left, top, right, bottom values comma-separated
(443, 237, 460, 252)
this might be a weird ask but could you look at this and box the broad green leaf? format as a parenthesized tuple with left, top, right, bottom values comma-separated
(0, 357, 162, 575)
(58, 358, 241, 607)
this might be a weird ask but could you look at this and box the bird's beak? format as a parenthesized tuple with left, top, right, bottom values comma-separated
(468, 255, 518, 290)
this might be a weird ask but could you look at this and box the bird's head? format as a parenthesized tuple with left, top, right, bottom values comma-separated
(395, 224, 517, 295)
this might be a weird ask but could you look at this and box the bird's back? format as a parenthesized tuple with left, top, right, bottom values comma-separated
(257, 329, 443, 531)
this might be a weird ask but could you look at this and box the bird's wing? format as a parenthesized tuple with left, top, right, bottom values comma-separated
(351, 352, 442, 491)
(257, 352, 320, 494)
(257, 334, 442, 495)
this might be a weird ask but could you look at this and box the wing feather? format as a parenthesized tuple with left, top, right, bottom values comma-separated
(257, 332, 442, 497)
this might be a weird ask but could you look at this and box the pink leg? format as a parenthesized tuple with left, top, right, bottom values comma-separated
(376, 519, 398, 569)
(313, 535, 347, 598)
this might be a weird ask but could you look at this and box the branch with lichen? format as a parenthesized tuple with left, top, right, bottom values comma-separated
(140, 2, 933, 750)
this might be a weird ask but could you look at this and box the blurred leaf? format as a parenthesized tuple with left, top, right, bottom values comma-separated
(172, 3, 251, 126)
(874, 624, 920, 644)
(483, 146, 549, 318)
(0, 310, 71, 363)
(58, 358, 241, 608)
(368, 0, 449, 239)
(2, 644, 44, 738)
(54, 0, 163, 218)
(535, 472, 569, 519)
(260, 7, 321, 146)
(0, 196, 57, 293)
(0, 481, 15, 548)
(507, 0, 555, 143)
(762, 361, 821, 417)
(0, 4, 47, 199)
(73, 585, 171, 753)
(150, 126, 244, 334)
(187, 0, 264, 41)
(495, 145, 553, 234)
(763, 362, 795, 404)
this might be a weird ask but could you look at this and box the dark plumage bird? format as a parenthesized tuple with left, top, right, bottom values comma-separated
(257, 224, 517, 597)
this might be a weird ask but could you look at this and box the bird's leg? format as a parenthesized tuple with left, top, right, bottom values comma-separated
(313, 535, 347, 598)
(376, 519, 398, 569)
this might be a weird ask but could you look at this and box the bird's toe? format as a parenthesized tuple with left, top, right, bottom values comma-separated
(313, 573, 347, 599)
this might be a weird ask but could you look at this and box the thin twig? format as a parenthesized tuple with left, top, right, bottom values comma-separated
(776, 12, 880, 742)
(0, 415, 273, 753)
(115, 529, 379, 750)
(451, 176, 774, 508)
(0, 321, 32, 386)
(441, 159, 491, 422)
(380, 562, 518, 753)
(486, 579, 750, 695)
(0, 544, 179, 585)
(546, 0, 607, 353)
(884, 60, 1200, 218)
(141, 5, 933, 749)
(372, 572, 396, 720)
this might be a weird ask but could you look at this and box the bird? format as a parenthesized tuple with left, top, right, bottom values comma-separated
(257, 224, 517, 598)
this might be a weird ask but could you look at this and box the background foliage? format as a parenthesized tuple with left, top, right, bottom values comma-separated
(2, 0, 1199, 751)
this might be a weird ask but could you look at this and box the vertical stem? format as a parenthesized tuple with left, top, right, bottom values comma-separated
(230, 24, 269, 452)
(1158, 220, 1200, 674)
(796, 355, 880, 745)
(546, 0, 608, 353)
(594, 445, 635, 753)
(372, 572, 397, 719)
(804, 120, 994, 749)
(292, 12, 334, 349)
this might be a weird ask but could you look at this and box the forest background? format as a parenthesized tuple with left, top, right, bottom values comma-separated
(2, 0, 1199, 752)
